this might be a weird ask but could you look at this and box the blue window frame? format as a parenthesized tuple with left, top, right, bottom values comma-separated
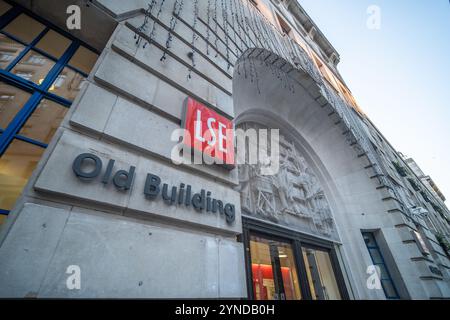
(0, 0, 99, 218)
(362, 232, 400, 299)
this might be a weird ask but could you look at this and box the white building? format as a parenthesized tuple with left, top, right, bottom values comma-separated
(0, 0, 449, 299)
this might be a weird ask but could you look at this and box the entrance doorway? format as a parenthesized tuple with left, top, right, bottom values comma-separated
(250, 234, 302, 300)
(244, 218, 348, 300)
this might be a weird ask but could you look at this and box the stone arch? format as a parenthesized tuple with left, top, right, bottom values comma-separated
(231, 47, 387, 298)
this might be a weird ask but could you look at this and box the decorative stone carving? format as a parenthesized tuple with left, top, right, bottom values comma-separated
(237, 122, 338, 240)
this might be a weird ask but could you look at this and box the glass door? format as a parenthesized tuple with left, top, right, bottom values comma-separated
(302, 247, 342, 300)
(249, 234, 302, 300)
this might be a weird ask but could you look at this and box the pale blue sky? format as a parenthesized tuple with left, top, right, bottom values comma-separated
(299, 0, 450, 202)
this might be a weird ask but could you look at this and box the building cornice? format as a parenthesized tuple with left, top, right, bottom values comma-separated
(284, 0, 340, 65)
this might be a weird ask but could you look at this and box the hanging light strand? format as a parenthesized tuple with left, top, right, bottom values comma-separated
(187, 0, 199, 79)
(160, 0, 184, 62)
(134, 1, 156, 47)
(206, 0, 212, 55)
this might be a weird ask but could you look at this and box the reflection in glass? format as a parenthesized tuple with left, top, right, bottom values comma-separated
(11, 50, 55, 84)
(0, 33, 25, 69)
(302, 248, 341, 300)
(68, 46, 98, 74)
(250, 235, 302, 300)
(0, 139, 44, 211)
(35, 30, 71, 58)
(0, 81, 31, 128)
(0, 213, 6, 225)
(18, 99, 68, 144)
(49, 67, 85, 101)
(2, 13, 45, 44)
(277, 244, 302, 300)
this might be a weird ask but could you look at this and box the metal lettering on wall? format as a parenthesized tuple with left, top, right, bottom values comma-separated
(72, 153, 236, 224)
(237, 122, 338, 240)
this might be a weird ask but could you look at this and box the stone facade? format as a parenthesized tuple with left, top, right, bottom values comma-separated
(0, 0, 449, 299)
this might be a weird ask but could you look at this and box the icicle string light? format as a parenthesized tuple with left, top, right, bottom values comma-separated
(221, 0, 231, 70)
(142, 0, 166, 49)
(161, 0, 184, 62)
(213, 0, 219, 57)
(188, 0, 199, 79)
(206, 0, 212, 55)
(134, 1, 156, 47)
(133, 0, 326, 96)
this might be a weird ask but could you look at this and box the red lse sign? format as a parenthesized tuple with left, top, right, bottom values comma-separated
(182, 97, 235, 167)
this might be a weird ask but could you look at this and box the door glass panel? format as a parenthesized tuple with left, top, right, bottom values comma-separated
(18, 99, 68, 144)
(11, 49, 55, 84)
(2, 14, 45, 43)
(68, 45, 98, 74)
(277, 243, 302, 300)
(0, 139, 44, 211)
(49, 67, 85, 101)
(0, 81, 31, 128)
(302, 247, 341, 300)
(35, 30, 71, 58)
(250, 234, 302, 300)
(0, 33, 25, 69)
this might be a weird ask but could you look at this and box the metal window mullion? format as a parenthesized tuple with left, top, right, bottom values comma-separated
(0, 5, 20, 30)
(0, 69, 43, 93)
(40, 41, 79, 92)
(0, 42, 78, 155)
(5, 27, 50, 72)
(14, 133, 48, 148)
(0, 91, 43, 155)
(42, 90, 72, 107)
(65, 64, 89, 78)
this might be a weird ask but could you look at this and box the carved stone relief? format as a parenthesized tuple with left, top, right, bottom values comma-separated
(237, 122, 338, 240)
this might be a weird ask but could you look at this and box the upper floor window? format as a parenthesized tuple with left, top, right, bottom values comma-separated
(362, 232, 400, 299)
(276, 14, 293, 38)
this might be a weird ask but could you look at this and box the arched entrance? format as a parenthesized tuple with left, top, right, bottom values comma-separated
(231, 48, 381, 300)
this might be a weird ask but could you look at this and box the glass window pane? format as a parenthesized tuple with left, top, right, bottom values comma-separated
(49, 67, 85, 101)
(277, 244, 302, 300)
(11, 49, 55, 84)
(0, 33, 25, 69)
(35, 30, 71, 58)
(0, 139, 44, 211)
(0, 81, 32, 128)
(381, 280, 399, 299)
(250, 236, 277, 300)
(302, 248, 341, 300)
(0, 0, 12, 16)
(18, 99, 68, 144)
(0, 213, 6, 225)
(362, 232, 377, 248)
(68, 46, 98, 74)
(250, 235, 302, 300)
(18, 99, 67, 144)
(2, 14, 45, 44)
(369, 248, 384, 264)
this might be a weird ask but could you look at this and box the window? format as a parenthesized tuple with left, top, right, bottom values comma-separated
(302, 247, 342, 300)
(276, 14, 292, 38)
(0, 1, 99, 223)
(250, 234, 302, 300)
(362, 232, 400, 299)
